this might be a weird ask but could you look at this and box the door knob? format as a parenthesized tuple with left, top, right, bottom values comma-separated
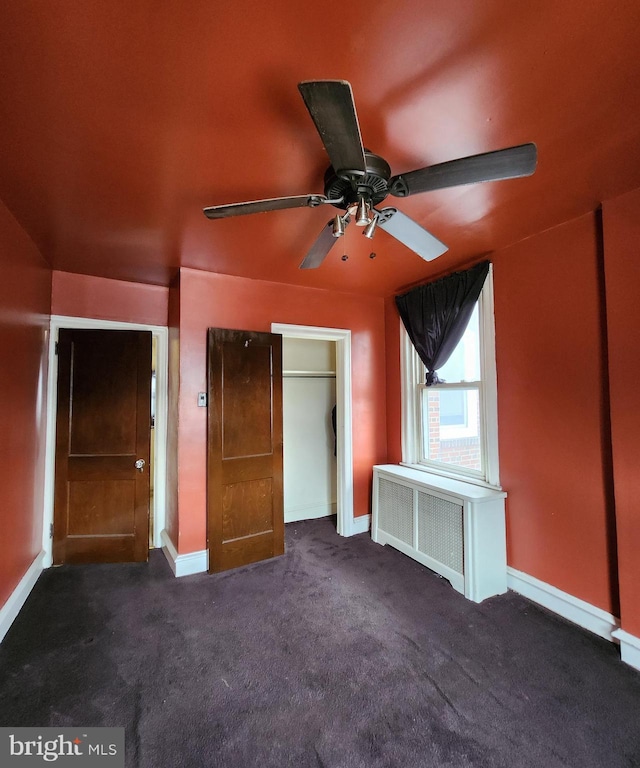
(135, 459, 146, 472)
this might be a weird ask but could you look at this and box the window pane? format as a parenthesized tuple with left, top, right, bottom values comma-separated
(422, 387, 482, 472)
(437, 305, 480, 383)
(439, 389, 466, 426)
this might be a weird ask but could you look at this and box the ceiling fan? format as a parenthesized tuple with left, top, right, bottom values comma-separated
(203, 80, 537, 269)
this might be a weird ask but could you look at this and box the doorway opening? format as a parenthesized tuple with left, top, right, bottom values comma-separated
(271, 323, 354, 537)
(149, 335, 158, 547)
(43, 316, 168, 567)
(282, 337, 337, 525)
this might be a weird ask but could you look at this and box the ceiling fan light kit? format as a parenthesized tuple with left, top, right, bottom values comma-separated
(332, 213, 346, 238)
(355, 196, 372, 226)
(363, 212, 379, 239)
(203, 80, 537, 269)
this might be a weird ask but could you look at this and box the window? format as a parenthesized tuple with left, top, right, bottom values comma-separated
(400, 267, 500, 487)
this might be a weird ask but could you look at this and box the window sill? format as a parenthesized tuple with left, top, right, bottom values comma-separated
(399, 462, 504, 494)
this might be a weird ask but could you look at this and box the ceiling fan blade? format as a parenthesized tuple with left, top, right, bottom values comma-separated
(299, 216, 350, 269)
(389, 143, 537, 197)
(377, 208, 448, 261)
(298, 80, 366, 175)
(204, 194, 327, 219)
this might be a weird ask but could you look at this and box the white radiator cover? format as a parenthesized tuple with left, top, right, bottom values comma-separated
(372, 465, 507, 603)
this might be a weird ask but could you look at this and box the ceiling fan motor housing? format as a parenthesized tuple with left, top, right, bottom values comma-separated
(324, 151, 391, 210)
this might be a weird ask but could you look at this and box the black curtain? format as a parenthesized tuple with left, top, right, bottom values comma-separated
(395, 261, 490, 385)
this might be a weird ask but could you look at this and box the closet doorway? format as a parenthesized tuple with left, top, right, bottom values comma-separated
(271, 324, 354, 537)
(282, 337, 337, 524)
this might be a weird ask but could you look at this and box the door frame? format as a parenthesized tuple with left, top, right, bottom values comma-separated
(271, 323, 354, 537)
(42, 315, 169, 567)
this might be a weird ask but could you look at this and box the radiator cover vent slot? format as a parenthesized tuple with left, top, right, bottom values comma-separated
(371, 465, 507, 603)
(417, 491, 464, 574)
(378, 477, 413, 545)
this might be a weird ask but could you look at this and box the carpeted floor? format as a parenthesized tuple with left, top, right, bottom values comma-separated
(1, 518, 639, 767)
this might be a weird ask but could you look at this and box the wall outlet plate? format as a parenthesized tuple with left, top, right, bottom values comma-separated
(197, 392, 207, 407)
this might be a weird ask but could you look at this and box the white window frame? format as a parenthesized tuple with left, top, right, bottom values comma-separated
(400, 265, 500, 488)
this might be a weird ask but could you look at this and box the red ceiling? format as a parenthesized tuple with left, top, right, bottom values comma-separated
(1, 1, 640, 296)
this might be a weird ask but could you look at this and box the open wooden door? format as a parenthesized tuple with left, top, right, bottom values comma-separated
(207, 329, 284, 573)
(53, 329, 152, 564)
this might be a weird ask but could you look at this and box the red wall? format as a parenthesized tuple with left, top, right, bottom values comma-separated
(602, 188, 640, 636)
(385, 212, 618, 616)
(174, 268, 387, 553)
(0, 200, 51, 607)
(51, 271, 168, 326)
(492, 213, 616, 613)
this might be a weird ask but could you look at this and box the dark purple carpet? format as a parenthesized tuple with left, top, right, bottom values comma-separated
(1, 518, 639, 767)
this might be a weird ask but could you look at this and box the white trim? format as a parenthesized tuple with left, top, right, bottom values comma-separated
(285, 502, 337, 524)
(507, 566, 619, 642)
(0, 551, 45, 643)
(612, 629, 640, 672)
(160, 530, 208, 577)
(400, 325, 420, 465)
(271, 323, 355, 537)
(43, 315, 169, 566)
(479, 266, 500, 487)
(348, 514, 371, 536)
(398, 462, 502, 492)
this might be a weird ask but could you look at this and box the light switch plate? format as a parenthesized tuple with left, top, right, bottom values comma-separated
(197, 392, 207, 407)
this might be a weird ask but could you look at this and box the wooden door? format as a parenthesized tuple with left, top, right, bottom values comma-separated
(207, 329, 284, 573)
(53, 329, 152, 564)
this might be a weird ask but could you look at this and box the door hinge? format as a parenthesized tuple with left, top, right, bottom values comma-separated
(49, 523, 54, 539)
(54, 341, 58, 355)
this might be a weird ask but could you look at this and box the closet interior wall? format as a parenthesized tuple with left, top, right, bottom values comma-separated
(282, 338, 337, 524)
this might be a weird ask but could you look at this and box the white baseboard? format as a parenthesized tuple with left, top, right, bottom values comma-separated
(612, 629, 640, 672)
(285, 501, 336, 524)
(160, 530, 208, 577)
(507, 566, 619, 642)
(346, 514, 371, 536)
(0, 551, 45, 643)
